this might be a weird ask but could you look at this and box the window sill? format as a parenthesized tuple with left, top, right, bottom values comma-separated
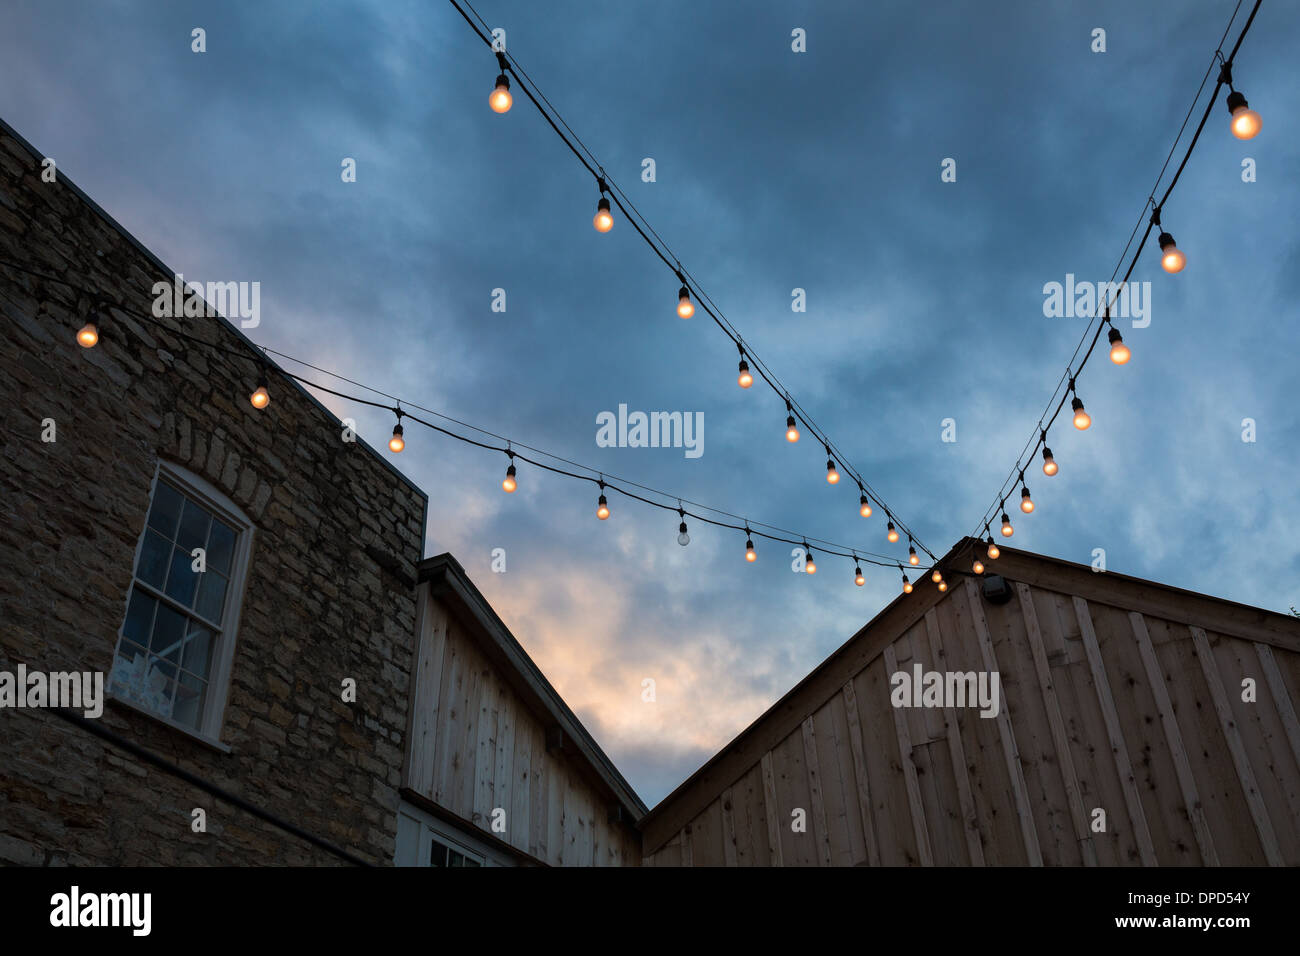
(107, 693, 233, 754)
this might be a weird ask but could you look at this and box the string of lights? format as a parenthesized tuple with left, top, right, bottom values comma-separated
(956, 0, 1264, 576)
(0, 255, 922, 588)
(448, 0, 938, 563)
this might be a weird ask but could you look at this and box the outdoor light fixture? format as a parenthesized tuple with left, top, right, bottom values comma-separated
(250, 375, 270, 409)
(677, 517, 690, 546)
(737, 359, 753, 388)
(388, 423, 405, 453)
(859, 494, 872, 518)
(745, 537, 756, 562)
(1042, 446, 1058, 476)
(1072, 396, 1091, 430)
(593, 196, 613, 233)
(77, 305, 103, 348)
(902, 573, 913, 594)
(785, 403, 800, 443)
(677, 286, 694, 319)
(804, 548, 817, 574)
(826, 457, 840, 484)
(973, 557, 985, 575)
(1020, 485, 1034, 514)
(886, 522, 899, 543)
(596, 493, 610, 520)
(502, 463, 517, 493)
(938, 580, 948, 592)
(1158, 232, 1185, 273)
(986, 535, 1000, 560)
(931, 569, 943, 584)
(1108, 327, 1130, 365)
(1001, 512, 1014, 537)
(489, 74, 512, 113)
(855, 566, 865, 587)
(908, 545, 919, 566)
(1226, 90, 1261, 140)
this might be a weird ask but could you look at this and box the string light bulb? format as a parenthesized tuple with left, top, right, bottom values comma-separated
(250, 375, 270, 409)
(737, 359, 753, 389)
(1108, 327, 1130, 365)
(902, 572, 913, 594)
(77, 306, 102, 348)
(859, 494, 873, 518)
(1071, 395, 1091, 430)
(1226, 90, 1261, 140)
(804, 546, 817, 575)
(973, 557, 985, 574)
(593, 191, 613, 233)
(596, 492, 610, 520)
(1158, 232, 1185, 273)
(826, 457, 840, 484)
(785, 401, 800, 443)
(1042, 446, 1058, 477)
(502, 462, 517, 493)
(986, 533, 1000, 560)
(1020, 485, 1034, 514)
(745, 536, 756, 563)
(938, 580, 948, 592)
(855, 566, 865, 587)
(931, 569, 943, 584)
(886, 521, 899, 544)
(677, 286, 694, 319)
(389, 423, 405, 454)
(489, 74, 512, 113)
(908, 545, 919, 566)
(1000, 512, 1014, 537)
(677, 511, 690, 546)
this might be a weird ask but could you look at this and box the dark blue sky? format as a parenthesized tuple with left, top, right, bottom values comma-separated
(4, 0, 1297, 805)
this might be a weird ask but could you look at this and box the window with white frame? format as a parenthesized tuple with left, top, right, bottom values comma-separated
(395, 800, 512, 867)
(109, 463, 253, 738)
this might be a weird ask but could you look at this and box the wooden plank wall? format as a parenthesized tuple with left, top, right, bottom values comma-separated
(641, 576, 1300, 866)
(403, 594, 641, 866)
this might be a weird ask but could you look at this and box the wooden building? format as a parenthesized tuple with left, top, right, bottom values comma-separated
(639, 538, 1300, 866)
(397, 554, 645, 866)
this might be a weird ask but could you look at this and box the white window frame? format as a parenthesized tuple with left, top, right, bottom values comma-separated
(395, 800, 513, 867)
(109, 460, 254, 747)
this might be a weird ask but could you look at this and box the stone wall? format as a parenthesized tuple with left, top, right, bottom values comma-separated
(0, 120, 427, 865)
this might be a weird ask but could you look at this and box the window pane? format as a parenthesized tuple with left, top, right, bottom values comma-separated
(181, 621, 214, 678)
(172, 671, 206, 730)
(463, 857, 481, 868)
(109, 645, 175, 718)
(164, 546, 199, 606)
(122, 588, 157, 645)
(429, 843, 448, 867)
(137, 529, 171, 590)
(147, 481, 184, 539)
(195, 571, 227, 625)
(150, 602, 188, 658)
(177, 499, 211, 552)
(207, 519, 236, 575)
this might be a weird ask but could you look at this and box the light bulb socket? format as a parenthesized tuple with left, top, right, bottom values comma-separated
(598, 494, 607, 507)
(1021, 486, 1031, 499)
(745, 538, 754, 550)
(1226, 90, 1248, 113)
(1158, 231, 1176, 251)
(738, 359, 749, 374)
(392, 423, 403, 438)
(1001, 512, 1011, 524)
(1042, 446, 1054, 460)
(1071, 396, 1085, 413)
(678, 286, 690, 301)
(1108, 327, 1123, 345)
(826, 459, 836, 471)
(494, 73, 510, 91)
(597, 196, 611, 213)
(786, 414, 796, 428)
(678, 521, 688, 535)
(506, 464, 516, 478)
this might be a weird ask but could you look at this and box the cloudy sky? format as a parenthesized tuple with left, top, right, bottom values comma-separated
(3, 0, 1297, 805)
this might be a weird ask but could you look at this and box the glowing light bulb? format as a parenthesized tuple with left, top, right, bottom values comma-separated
(1108, 327, 1130, 365)
(737, 360, 753, 389)
(1020, 486, 1034, 514)
(250, 377, 270, 409)
(986, 536, 1000, 560)
(1072, 396, 1091, 430)
(938, 580, 948, 592)
(1042, 447, 1058, 476)
(908, 546, 919, 566)
(855, 567, 865, 587)
(489, 74, 512, 113)
(597, 494, 610, 520)
(593, 197, 613, 233)
(1158, 232, 1185, 274)
(826, 459, 840, 484)
(1226, 91, 1261, 140)
(745, 538, 756, 562)
(931, 569, 942, 584)
(1001, 512, 1014, 537)
(77, 321, 99, 348)
(389, 424, 405, 453)
(502, 464, 517, 493)
(677, 286, 694, 319)
(886, 522, 899, 544)
(903, 574, 913, 594)
(785, 415, 800, 443)
(677, 521, 690, 546)
(859, 495, 873, 518)
(973, 558, 985, 575)
(805, 551, 817, 574)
